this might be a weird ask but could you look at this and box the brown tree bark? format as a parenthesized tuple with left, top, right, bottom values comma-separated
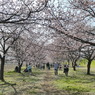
(87, 60, 92, 75)
(0, 56, 5, 81)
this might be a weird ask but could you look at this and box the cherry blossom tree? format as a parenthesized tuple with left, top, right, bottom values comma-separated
(80, 45, 95, 75)
(0, 26, 23, 81)
(0, 0, 48, 81)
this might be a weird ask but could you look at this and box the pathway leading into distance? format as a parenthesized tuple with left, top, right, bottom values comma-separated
(39, 70, 69, 95)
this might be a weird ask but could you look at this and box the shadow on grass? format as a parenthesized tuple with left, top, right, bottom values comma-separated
(89, 74, 95, 76)
(0, 80, 17, 95)
(53, 71, 95, 94)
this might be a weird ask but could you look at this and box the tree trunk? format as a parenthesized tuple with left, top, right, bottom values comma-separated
(87, 60, 92, 75)
(72, 62, 73, 67)
(18, 65, 22, 73)
(18, 62, 23, 73)
(0, 57, 5, 81)
(0, 68, 1, 79)
(73, 65, 76, 71)
(72, 62, 76, 71)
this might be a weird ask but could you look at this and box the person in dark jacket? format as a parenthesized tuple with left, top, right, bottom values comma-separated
(64, 64, 69, 76)
(46, 62, 50, 70)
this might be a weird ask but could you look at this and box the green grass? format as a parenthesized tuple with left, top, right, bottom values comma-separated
(79, 59, 95, 68)
(0, 66, 46, 95)
(1, 63, 95, 95)
(53, 67, 95, 94)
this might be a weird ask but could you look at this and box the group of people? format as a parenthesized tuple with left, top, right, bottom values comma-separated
(54, 63, 69, 76)
(24, 63, 32, 73)
(15, 63, 32, 74)
(15, 62, 69, 76)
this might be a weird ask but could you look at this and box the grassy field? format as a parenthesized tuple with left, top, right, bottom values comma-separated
(53, 62, 95, 95)
(54, 69, 95, 95)
(0, 63, 95, 95)
(0, 64, 46, 95)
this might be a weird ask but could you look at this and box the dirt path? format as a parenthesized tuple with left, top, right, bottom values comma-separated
(39, 70, 69, 95)
(1, 69, 69, 95)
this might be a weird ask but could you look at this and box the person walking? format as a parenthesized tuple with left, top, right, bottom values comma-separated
(54, 62, 59, 75)
(64, 64, 69, 76)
